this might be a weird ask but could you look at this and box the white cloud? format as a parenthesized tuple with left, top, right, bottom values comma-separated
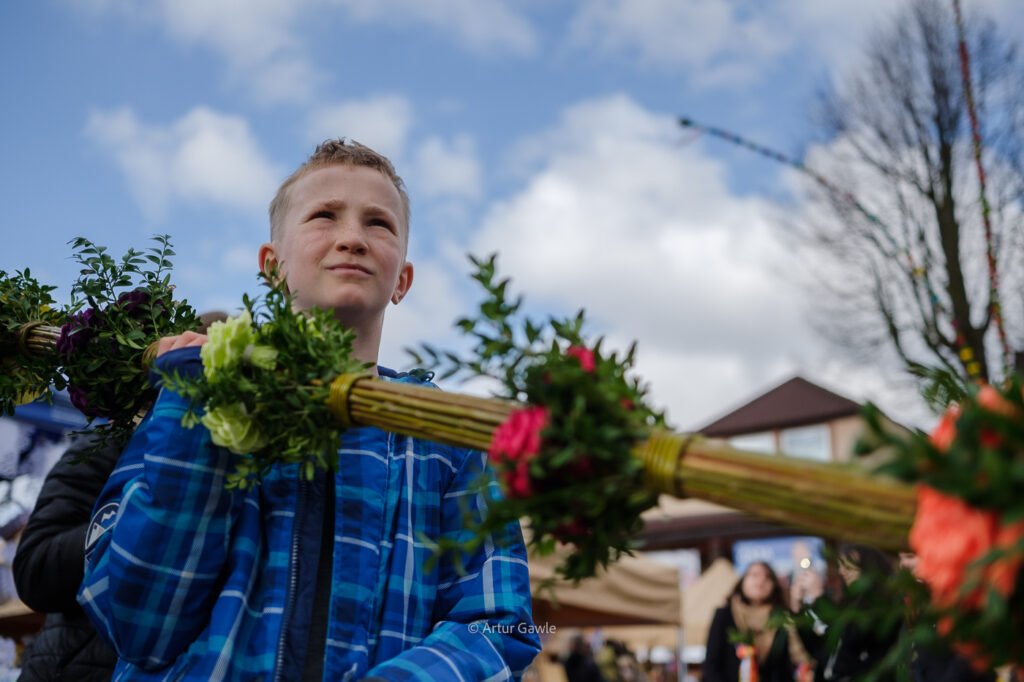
(306, 95, 414, 163)
(85, 106, 280, 221)
(472, 94, 830, 425)
(568, 0, 791, 84)
(566, 0, 1024, 85)
(413, 135, 482, 201)
(71, 0, 537, 105)
(331, 0, 537, 56)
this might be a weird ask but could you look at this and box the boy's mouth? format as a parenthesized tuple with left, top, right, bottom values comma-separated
(327, 262, 372, 275)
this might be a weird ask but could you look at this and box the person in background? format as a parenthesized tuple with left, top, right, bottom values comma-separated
(898, 553, 996, 682)
(12, 311, 227, 682)
(798, 543, 900, 681)
(564, 634, 606, 682)
(703, 561, 810, 682)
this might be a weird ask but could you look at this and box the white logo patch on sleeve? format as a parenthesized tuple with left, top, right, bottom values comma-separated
(85, 502, 119, 552)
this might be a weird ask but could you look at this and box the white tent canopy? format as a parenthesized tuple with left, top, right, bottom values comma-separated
(529, 550, 682, 627)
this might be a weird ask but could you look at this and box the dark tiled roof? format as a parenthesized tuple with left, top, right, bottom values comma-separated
(699, 376, 861, 437)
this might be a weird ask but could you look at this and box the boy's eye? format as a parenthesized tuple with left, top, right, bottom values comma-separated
(310, 210, 333, 221)
(369, 217, 394, 231)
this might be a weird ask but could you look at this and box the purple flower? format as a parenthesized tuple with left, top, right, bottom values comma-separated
(68, 384, 105, 419)
(117, 289, 150, 314)
(56, 308, 100, 358)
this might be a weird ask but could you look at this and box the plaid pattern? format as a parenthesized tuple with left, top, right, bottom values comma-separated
(78, 348, 539, 681)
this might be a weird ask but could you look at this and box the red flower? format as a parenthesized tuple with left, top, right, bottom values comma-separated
(568, 456, 593, 477)
(909, 486, 998, 608)
(489, 406, 549, 463)
(936, 619, 991, 673)
(552, 516, 588, 542)
(930, 405, 960, 452)
(566, 346, 596, 373)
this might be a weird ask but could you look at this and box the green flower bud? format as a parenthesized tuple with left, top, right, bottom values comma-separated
(201, 311, 256, 381)
(202, 402, 267, 454)
(244, 344, 278, 370)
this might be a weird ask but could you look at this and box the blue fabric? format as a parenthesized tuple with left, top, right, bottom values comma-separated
(78, 347, 540, 681)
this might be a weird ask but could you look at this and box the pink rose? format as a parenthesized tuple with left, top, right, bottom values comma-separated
(490, 407, 549, 500)
(566, 346, 596, 373)
(489, 406, 549, 463)
(504, 460, 533, 499)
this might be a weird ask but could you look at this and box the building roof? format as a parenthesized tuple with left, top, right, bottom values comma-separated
(699, 376, 861, 437)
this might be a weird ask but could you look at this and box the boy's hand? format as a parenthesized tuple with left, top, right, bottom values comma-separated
(155, 332, 208, 357)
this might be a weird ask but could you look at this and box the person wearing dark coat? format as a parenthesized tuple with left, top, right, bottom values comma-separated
(896, 552, 996, 682)
(12, 311, 228, 682)
(703, 561, 809, 682)
(563, 634, 606, 682)
(798, 545, 900, 682)
(13, 436, 119, 681)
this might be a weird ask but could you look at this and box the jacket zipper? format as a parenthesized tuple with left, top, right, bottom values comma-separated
(273, 474, 308, 682)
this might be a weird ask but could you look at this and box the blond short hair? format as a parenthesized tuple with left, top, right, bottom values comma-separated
(268, 139, 410, 242)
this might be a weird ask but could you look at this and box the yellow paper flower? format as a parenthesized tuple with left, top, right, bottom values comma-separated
(202, 402, 266, 454)
(201, 311, 256, 380)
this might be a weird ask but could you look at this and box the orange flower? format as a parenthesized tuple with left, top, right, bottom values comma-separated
(976, 384, 1019, 418)
(935, 618, 991, 673)
(909, 486, 998, 607)
(930, 405, 960, 451)
(953, 641, 992, 674)
(987, 519, 1024, 599)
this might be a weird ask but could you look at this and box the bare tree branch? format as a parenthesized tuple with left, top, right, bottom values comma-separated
(798, 0, 1024, 385)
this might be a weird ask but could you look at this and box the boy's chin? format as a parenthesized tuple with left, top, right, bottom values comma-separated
(294, 297, 386, 327)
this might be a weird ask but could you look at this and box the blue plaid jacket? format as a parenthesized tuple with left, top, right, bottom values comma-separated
(78, 347, 540, 681)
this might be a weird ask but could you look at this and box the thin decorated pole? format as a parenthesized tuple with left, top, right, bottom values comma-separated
(678, 118, 991, 381)
(678, 117, 895, 240)
(951, 0, 1013, 377)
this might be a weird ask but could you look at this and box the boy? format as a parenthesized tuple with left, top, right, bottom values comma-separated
(78, 140, 541, 681)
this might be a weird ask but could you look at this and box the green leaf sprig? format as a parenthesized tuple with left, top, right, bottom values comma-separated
(0, 268, 65, 414)
(409, 254, 664, 582)
(61, 236, 198, 451)
(162, 269, 368, 488)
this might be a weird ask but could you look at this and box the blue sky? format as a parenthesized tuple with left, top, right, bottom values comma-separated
(4, 0, 1020, 429)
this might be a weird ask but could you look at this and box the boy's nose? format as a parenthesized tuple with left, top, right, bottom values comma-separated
(333, 224, 368, 253)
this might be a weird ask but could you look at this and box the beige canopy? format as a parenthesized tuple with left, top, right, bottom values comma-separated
(529, 549, 681, 627)
(681, 557, 736, 646)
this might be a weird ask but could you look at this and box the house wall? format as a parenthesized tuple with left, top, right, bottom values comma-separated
(830, 415, 864, 463)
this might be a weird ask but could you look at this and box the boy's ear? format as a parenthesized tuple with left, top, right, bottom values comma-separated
(391, 261, 414, 305)
(258, 243, 278, 276)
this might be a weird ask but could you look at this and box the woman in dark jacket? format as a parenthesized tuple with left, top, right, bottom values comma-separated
(13, 435, 119, 681)
(704, 561, 809, 682)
